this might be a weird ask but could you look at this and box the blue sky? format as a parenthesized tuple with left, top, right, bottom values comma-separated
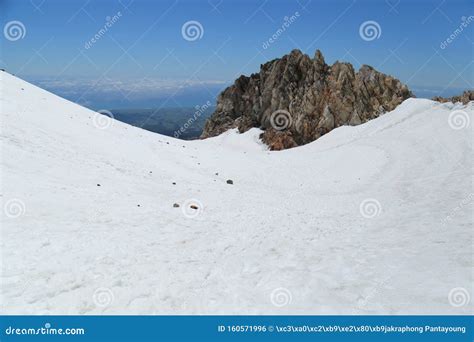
(1, 0, 472, 109)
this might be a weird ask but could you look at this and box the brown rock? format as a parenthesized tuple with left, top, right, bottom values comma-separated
(432, 90, 473, 105)
(260, 130, 298, 151)
(201, 49, 412, 150)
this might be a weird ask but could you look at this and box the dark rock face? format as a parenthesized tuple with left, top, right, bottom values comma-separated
(201, 49, 412, 150)
(432, 90, 473, 105)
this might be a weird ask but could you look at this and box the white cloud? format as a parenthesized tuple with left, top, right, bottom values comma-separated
(34, 77, 226, 98)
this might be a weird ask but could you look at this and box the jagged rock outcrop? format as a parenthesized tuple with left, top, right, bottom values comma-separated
(201, 49, 412, 150)
(432, 90, 473, 105)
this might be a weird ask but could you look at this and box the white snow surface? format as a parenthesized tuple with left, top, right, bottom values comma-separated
(1, 71, 472, 315)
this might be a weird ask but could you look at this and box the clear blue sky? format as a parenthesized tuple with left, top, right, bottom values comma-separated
(1, 0, 472, 108)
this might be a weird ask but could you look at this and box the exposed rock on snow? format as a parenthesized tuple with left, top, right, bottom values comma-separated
(433, 90, 474, 105)
(201, 49, 412, 150)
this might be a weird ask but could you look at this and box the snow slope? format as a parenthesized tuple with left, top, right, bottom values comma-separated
(1, 71, 472, 315)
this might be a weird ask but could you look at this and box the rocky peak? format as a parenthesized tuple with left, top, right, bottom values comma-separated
(432, 90, 473, 105)
(201, 49, 413, 150)
(314, 49, 325, 64)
